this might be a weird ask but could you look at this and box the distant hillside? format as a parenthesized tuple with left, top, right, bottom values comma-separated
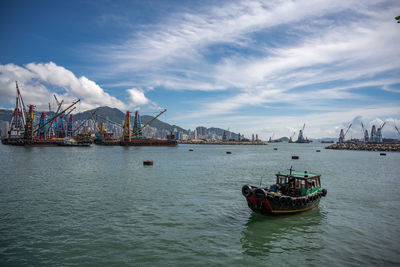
(141, 115, 187, 134)
(207, 127, 239, 140)
(74, 106, 125, 124)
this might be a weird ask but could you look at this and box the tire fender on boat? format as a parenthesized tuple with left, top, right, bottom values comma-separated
(254, 188, 267, 200)
(322, 189, 327, 197)
(242, 185, 253, 197)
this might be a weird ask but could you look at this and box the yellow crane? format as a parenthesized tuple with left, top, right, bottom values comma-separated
(132, 109, 167, 136)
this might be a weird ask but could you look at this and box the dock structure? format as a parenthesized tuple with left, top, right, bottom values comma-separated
(325, 143, 400, 152)
(178, 140, 266, 145)
(1, 82, 85, 146)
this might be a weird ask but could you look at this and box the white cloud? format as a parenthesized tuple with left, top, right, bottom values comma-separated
(127, 88, 149, 106)
(94, 0, 400, 123)
(0, 62, 152, 111)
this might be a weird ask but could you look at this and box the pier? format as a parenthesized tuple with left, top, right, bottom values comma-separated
(178, 140, 266, 145)
(325, 143, 400, 152)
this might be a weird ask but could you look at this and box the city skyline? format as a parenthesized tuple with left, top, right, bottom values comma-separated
(1, 0, 400, 139)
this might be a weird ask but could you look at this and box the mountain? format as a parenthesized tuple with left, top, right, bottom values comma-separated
(74, 106, 125, 124)
(207, 127, 239, 140)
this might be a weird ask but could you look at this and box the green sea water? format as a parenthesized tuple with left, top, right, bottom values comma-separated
(0, 143, 399, 266)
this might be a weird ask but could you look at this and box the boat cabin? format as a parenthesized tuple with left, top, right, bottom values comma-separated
(273, 170, 321, 197)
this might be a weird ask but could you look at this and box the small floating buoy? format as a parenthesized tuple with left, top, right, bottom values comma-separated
(273, 148, 278, 150)
(292, 155, 299, 159)
(143, 160, 154, 166)
(226, 151, 232, 154)
(316, 150, 321, 152)
(380, 153, 386, 156)
(189, 148, 194, 151)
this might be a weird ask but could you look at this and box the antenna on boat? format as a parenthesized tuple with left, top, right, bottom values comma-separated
(289, 166, 293, 175)
(259, 176, 263, 186)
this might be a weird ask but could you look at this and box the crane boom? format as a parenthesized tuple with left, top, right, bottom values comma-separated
(73, 111, 97, 134)
(53, 95, 63, 109)
(64, 107, 76, 117)
(344, 123, 352, 137)
(302, 124, 305, 132)
(95, 114, 123, 128)
(132, 109, 167, 136)
(90, 111, 100, 133)
(15, 81, 27, 126)
(380, 122, 386, 130)
(47, 95, 64, 134)
(395, 126, 400, 136)
(35, 99, 80, 133)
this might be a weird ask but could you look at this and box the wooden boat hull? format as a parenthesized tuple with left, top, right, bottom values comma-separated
(243, 187, 326, 215)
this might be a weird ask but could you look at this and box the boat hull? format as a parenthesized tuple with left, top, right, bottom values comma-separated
(244, 191, 323, 215)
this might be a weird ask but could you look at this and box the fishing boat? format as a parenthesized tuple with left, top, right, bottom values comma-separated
(242, 168, 327, 215)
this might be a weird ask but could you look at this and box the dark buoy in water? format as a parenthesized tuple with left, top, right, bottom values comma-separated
(143, 160, 154, 166)
(189, 148, 194, 151)
(292, 155, 299, 159)
(380, 153, 386, 156)
(226, 151, 232, 154)
(273, 148, 278, 150)
(316, 150, 321, 152)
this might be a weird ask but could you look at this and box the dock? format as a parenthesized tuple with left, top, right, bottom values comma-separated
(325, 143, 400, 152)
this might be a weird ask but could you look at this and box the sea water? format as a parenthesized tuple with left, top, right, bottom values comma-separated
(0, 143, 399, 265)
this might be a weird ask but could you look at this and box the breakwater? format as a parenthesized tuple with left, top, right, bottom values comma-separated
(178, 140, 266, 145)
(325, 143, 400, 152)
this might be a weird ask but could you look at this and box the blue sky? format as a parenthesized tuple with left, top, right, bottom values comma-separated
(1, 0, 399, 139)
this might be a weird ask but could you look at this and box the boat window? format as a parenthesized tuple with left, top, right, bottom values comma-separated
(278, 175, 287, 184)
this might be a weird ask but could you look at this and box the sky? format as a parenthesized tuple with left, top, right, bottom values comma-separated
(0, 0, 399, 140)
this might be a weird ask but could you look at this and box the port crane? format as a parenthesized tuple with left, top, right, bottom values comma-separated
(72, 111, 97, 135)
(339, 123, 352, 143)
(395, 125, 400, 137)
(8, 82, 27, 138)
(297, 124, 306, 142)
(361, 122, 369, 142)
(45, 95, 64, 137)
(35, 99, 80, 134)
(132, 109, 167, 136)
(376, 122, 386, 143)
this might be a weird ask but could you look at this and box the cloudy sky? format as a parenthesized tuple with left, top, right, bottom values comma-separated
(1, 0, 399, 139)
